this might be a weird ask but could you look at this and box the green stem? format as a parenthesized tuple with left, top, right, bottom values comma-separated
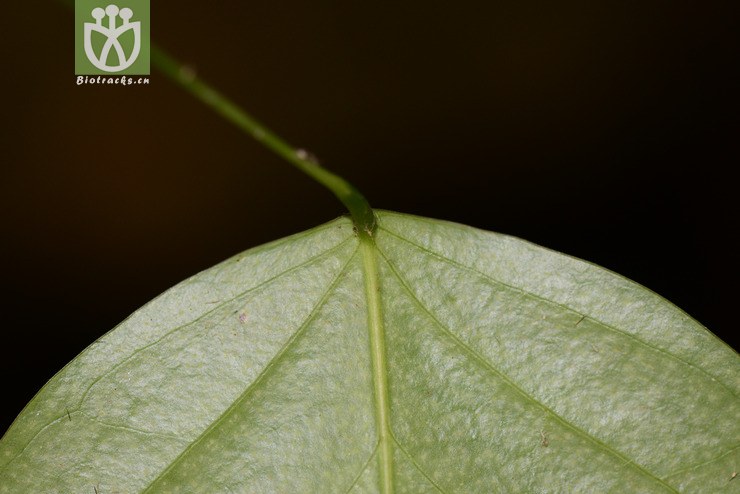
(151, 46, 376, 236)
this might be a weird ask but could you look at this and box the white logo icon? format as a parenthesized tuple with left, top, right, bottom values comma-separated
(84, 4, 141, 72)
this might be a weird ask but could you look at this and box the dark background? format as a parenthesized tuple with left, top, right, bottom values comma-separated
(1, 1, 736, 434)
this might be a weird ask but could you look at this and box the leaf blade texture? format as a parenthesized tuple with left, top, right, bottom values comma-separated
(1, 211, 738, 493)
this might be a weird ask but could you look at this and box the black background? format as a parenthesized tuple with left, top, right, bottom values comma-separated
(1, 1, 737, 434)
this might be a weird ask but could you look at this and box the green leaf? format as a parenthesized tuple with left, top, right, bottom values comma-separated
(1, 211, 738, 493)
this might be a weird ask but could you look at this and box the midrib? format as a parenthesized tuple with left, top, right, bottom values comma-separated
(361, 235, 395, 494)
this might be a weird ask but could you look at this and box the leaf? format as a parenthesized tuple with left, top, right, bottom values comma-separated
(1, 211, 738, 493)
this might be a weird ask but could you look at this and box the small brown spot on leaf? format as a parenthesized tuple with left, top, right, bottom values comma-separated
(540, 430, 549, 447)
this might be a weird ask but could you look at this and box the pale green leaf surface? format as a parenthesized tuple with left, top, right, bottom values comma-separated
(1, 211, 738, 493)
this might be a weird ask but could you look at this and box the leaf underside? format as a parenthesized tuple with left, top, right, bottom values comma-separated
(1, 211, 738, 493)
